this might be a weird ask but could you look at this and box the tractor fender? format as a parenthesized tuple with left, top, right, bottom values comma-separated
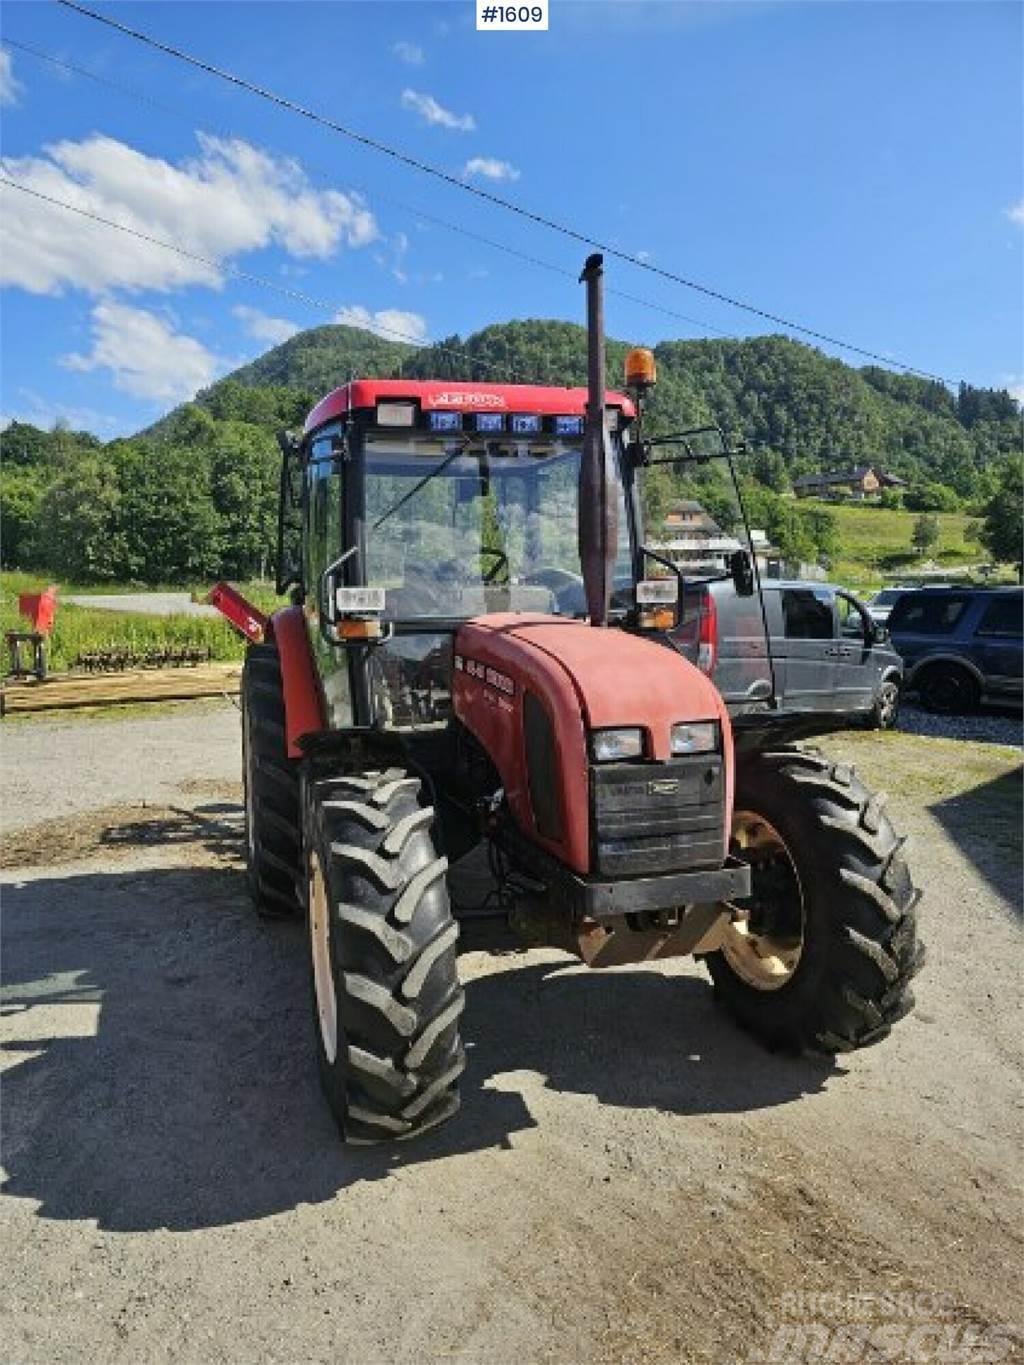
(266, 606, 325, 758)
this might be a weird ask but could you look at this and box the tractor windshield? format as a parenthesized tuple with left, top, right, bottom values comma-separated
(364, 432, 634, 622)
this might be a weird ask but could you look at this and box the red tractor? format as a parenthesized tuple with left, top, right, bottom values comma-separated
(242, 257, 922, 1142)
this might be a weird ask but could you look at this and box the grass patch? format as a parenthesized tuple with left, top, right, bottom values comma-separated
(0, 573, 278, 673)
(803, 500, 982, 590)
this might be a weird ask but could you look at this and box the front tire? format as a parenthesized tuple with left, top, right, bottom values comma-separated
(706, 750, 924, 1054)
(241, 642, 302, 918)
(869, 676, 901, 730)
(305, 768, 464, 1143)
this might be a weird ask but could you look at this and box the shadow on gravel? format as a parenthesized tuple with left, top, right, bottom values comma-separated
(929, 765, 1023, 915)
(101, 803, 245, 856)
(1, 863, 834, 1233)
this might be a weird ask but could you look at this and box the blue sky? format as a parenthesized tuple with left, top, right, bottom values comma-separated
(1, 0, 1021, 437)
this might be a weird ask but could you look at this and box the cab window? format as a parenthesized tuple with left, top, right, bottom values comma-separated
(304, 427, 344, 605)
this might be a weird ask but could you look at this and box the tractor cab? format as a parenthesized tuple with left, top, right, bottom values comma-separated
(277, 378, 771, 737)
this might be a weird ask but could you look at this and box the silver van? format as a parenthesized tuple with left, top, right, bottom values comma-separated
(672, 579, 904, 729)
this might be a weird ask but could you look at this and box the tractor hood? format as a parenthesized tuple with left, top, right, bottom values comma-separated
(453, 613, 734, 875)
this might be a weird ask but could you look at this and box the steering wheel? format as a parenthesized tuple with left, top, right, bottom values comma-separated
(522, 568, 586, 615)
(479, 548, 510, 584)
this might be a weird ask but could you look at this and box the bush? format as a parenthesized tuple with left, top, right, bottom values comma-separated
(904, 482, 960, 513)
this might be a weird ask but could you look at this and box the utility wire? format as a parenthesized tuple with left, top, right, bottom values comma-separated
(54, 0, 955, 385)
(0, 176, 532, 382)
(2, 35, 731, 341)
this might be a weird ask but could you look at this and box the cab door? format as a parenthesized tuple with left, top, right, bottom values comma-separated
(303, 424, 352, 725)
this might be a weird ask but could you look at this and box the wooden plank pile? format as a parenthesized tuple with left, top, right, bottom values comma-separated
(1, 663, 242, 714)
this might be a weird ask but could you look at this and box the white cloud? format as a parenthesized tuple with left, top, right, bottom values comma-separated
(400, 89, 475, 132)
(0, 51, 22, 107)
(233, 305, 300, 346)
(1006, 201, 1024, 227)
(61, 303, 227, 403)
(391, 231, 410, 283)
(462, 157, 520, 182)
(393, 41, 425, 65)
(0, 132, 378, 296)
(333, 306, 428, 345)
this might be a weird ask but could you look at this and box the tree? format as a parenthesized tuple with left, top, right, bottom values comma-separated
(979, 457, 1023, 571)
(911, 513, 940, 556)
(0, 466, 44, 568)
(879, 488, 903, 510)
(114, 443, 221, 583)
(749, 447, 791, 493)
(904, 482, 959, 512)
(209, 422, 280, 579)
(38, 457, 124, 581)
(802, 506, 838, 561)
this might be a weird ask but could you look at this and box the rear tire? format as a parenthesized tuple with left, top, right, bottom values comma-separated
(305, 768, 464, 1143)
(917, 662, 979, 714)
(241, 642, 302, 918)
(706, 749, 924, 1054)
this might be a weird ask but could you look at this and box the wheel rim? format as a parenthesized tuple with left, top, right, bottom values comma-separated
(309, 851, 338, 1063)
(878, 682, 899, 727)
(723, 810, 805, 992)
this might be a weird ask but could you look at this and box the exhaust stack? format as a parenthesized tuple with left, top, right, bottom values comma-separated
(579, 253, 621, 628)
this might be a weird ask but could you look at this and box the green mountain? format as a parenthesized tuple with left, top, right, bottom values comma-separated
(156, 318, 1019, 495)
(2, 318, 1019, 583)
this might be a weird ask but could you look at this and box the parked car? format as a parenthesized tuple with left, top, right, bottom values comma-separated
(672, 579, 904, 729)
(886, 586, 1023, 713)
(866, 585, 912, 626)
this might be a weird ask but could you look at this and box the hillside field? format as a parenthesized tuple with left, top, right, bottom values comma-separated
(805, 500, 979, 588)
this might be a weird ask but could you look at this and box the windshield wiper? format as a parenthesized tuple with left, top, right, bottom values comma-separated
(373, 439, 471, 531)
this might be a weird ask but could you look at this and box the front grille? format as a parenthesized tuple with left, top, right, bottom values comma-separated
(590, 755, 725, 877)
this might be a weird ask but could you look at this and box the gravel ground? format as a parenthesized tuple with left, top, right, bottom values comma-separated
(1, 701, 241, 836)
(897, 701, 1023, 747)
(1, 703, 1022, 1364)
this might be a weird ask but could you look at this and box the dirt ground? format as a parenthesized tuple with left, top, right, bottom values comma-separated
(2, 701, 1022, 1364)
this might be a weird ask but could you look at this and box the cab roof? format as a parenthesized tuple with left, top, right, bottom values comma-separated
(304, 379, 636, 435)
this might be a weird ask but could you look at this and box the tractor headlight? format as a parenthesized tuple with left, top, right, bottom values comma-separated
(670, 721, 718, 755)
(590, 728, 644, 762)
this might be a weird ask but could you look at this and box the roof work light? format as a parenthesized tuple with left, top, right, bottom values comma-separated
(624, 347, 657, 392)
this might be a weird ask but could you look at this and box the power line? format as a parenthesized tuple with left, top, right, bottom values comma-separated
(2, 35, 731, 341)
(54, 0, 955, 385)
(0, 176, 532, 382)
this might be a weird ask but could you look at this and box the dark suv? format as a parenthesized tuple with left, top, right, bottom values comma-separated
(672, 579, 904, 729)
(887, 587, 1023, 713)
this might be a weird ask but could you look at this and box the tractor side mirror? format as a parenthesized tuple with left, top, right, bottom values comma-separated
(730, 549, 755, 598)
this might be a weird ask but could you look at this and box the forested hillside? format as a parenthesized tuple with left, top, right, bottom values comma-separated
(2, 319, 1019, 584)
